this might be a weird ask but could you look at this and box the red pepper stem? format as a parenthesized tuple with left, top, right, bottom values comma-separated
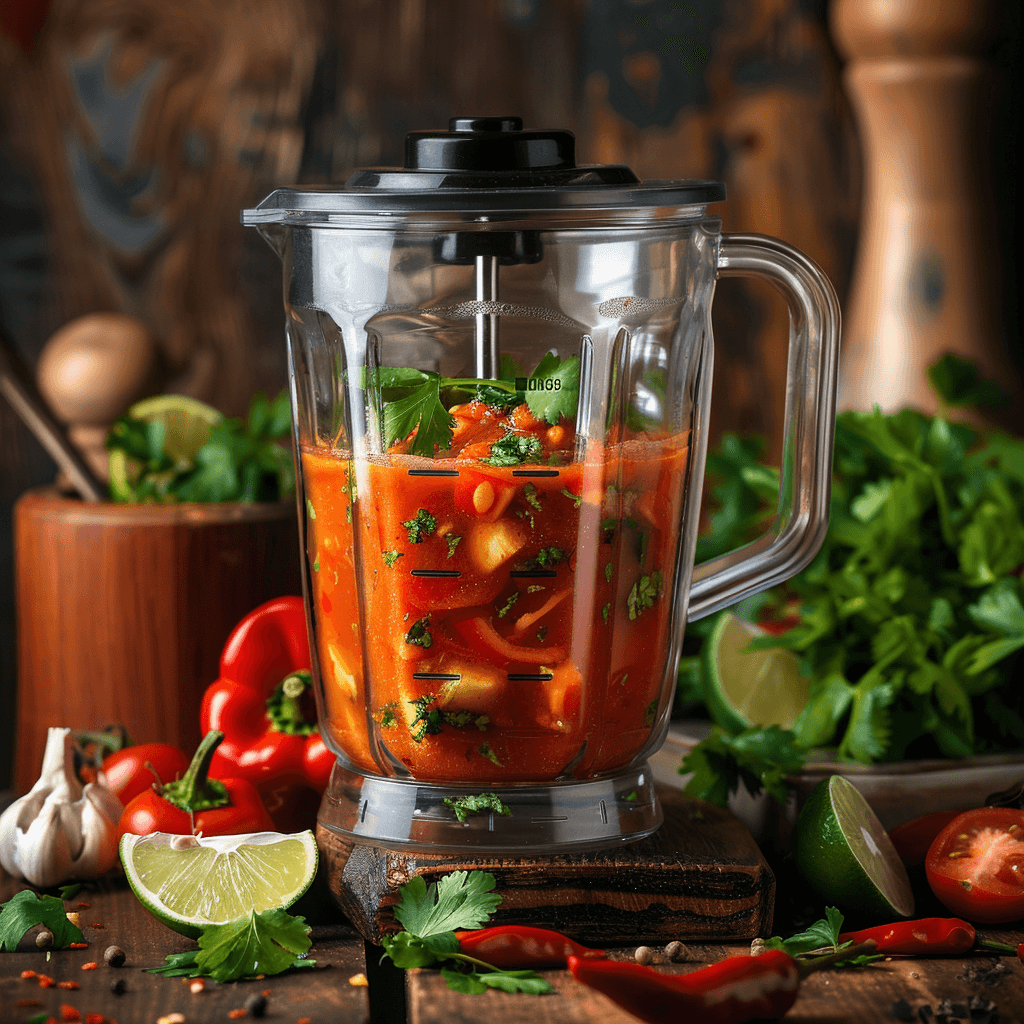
(160, 730, 231, 814)
(977, 937, 1019, 954)
(795, 940, 877, 978)
(448, 953, 506, 972)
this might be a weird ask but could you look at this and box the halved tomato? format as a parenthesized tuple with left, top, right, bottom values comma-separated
(925, 807, 1024, 923)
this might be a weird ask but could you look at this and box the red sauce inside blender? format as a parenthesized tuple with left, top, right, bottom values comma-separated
(301, 399, 689, 783)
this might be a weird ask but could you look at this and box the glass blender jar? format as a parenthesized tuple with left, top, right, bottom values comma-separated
(244, 117, 840, 853)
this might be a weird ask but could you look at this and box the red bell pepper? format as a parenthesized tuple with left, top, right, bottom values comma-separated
(119, 730, 274, 837)
(200, 596, 335, 832)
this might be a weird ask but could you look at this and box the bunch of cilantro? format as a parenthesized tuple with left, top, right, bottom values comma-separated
(106, 389, 295, 503)
(679, 356, 1024, 806)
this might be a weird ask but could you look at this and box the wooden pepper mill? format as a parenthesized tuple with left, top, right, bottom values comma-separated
(831, 0, 1022, 421)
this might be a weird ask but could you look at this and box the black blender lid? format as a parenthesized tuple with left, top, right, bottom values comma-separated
(243, 116, 725, 219)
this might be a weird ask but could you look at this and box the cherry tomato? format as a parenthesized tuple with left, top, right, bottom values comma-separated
(102, 744, 191, 806)
(925, 807, 1024, 923)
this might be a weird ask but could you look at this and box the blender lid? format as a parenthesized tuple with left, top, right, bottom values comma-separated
(243, 116, 725, 219)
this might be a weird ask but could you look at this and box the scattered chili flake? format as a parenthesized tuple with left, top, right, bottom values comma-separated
(81, 962, 99, 971)
(190, 979, 206, 994)
(228, 1010, 246, 1019)
(262, 989, 271, 997)
(86, 1016, 107, 1024)
(76, 902, 90, 909)
(89, 922, 104, 929)
(15, 998, 42, 1007)
(21, 969, 38, 979)
(57, 980, 81, 989)
(60, 1005, 82, 1021)
(69, 942, 90, 950)
(348, 973, 368, 986)
(297, 1018, 312, 1024)
(38, 974, 55, 987)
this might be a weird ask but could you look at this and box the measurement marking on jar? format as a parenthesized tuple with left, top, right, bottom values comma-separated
(508, 673, 553, 681)
(360, 800, 368, 823)
(512, 469, 560, 477)
(413, 673, 462, 681)
(510, 569, 557, 578)
(407, 469, 460, 477)
(599, 800, 608, 824)
(410, 569, 462, 578)
(530, 815, 569, 823)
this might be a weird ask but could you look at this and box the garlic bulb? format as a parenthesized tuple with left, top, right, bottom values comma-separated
(0, 728, 123, 887)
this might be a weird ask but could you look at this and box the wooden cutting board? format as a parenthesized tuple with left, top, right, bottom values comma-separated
(318, 787, 774, 945)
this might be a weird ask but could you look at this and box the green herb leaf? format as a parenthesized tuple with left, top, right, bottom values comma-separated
(447, 535, 462, 558)
(496, 592, 519, 618)
(524, 352, 581, 425)
(383, 550, 404, 568)
(440, 965, 554, 994)
(403, 508, 438, 543)
(561, 487, 582, 508)
(481, 433, 542, 467)
(627, 571, 662, 620)
(443, 793, 513, 823)
(393, 871, 502, 938)
(928, 353, 1011, 409)
(0, 891, 85, 951)
(404, 617, 433, 649)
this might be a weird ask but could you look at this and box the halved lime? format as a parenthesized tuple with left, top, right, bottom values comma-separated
(793, 775, 915, 920)
(108, 394, 223, 500)
(702, 613, 809, 733)
(120, 830, 318, 937)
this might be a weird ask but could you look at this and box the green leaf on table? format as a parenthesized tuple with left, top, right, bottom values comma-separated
(440, 965, 553, 995)
(148, 908, 315, 982)
(764, 907, 845, 956)
(0, 890, 85, 951)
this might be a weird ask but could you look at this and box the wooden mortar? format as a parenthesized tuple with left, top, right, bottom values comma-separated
(13, 489, 302, 793)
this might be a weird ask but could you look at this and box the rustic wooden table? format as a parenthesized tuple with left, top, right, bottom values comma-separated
(2, 870, 1022, 1024)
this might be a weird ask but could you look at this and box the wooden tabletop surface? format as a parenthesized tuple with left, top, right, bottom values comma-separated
(2, 870, 1022, 1024)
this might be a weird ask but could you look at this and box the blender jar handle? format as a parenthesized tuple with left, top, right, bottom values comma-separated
(687, 233, 841, 622)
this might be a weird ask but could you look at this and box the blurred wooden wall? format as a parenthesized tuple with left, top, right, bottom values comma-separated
(0, 0, 1013, 789)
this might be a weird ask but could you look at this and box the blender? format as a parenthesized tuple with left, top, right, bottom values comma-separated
(243, 116, 840, 865)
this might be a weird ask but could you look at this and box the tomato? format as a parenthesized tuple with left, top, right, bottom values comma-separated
(889, 810, 964, 867)
(102, 743, 191, 806)
(925, 807, 1024, 923)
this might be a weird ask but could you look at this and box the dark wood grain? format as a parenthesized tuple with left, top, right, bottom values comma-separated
(13, 488, 302, 793)
(318, 788, 774, 946)
(0, 869, 369, 1024)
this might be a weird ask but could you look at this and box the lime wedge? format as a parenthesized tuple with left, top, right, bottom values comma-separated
(702, 613, 809, 733)
(108, 394, 223, 500)
(120, 830, 318, 937)
(794, 775, 915, 920)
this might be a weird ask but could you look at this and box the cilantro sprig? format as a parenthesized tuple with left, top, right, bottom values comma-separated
(0, 891, 85, 951)
(381, 871, 552, 995)
(149, 908, 314, 982)
(762, 908, 881, 968)
(106, 389, 295, 503)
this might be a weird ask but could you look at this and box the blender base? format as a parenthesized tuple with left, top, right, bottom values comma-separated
(316, 767, 774, 945)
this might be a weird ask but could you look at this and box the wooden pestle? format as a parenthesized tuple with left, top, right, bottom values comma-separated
(831, 0, 1022, 422)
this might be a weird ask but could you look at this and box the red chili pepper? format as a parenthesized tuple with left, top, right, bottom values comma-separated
(569, 941, 877, 1024)
(200, 597, 335, 832)
(454, 926, 605, 969)
(118, 730, 274, 837)
(838, 918, 976, 956)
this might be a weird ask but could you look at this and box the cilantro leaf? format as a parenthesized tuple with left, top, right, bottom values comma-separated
(195, 909, 313, 982)
(443, 793, 513, 823)
(441, 965, 554, 995)
(496, 592, 519, 618)
(447, 535, 462, 558)
(474, 383, 523, 412)
(680, 726, 807, 807)
(0, 891, 85, 951)
(383, 375, 456, 456)
(927, 353, 1011, 409)
(393, 871, 502, 938)
(404, 617, 433, 649)
(628, 571, 662, 620)
(403, 508, 437, 543)
(764, 908, 844, 956)
(383, 550, 404, 567)
(524, 353, 580, 425)
(481, 433, 542, 467)
(147, 950, 203, 977)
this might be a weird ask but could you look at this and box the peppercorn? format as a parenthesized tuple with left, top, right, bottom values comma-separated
(103, 945, 126, 967)
(244, 992, 268, 1017)
(109, 977, 126, 995)
(664, 941, 688, 962)
(633, 946, 654, 965)
(35, 929, 53, 949)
